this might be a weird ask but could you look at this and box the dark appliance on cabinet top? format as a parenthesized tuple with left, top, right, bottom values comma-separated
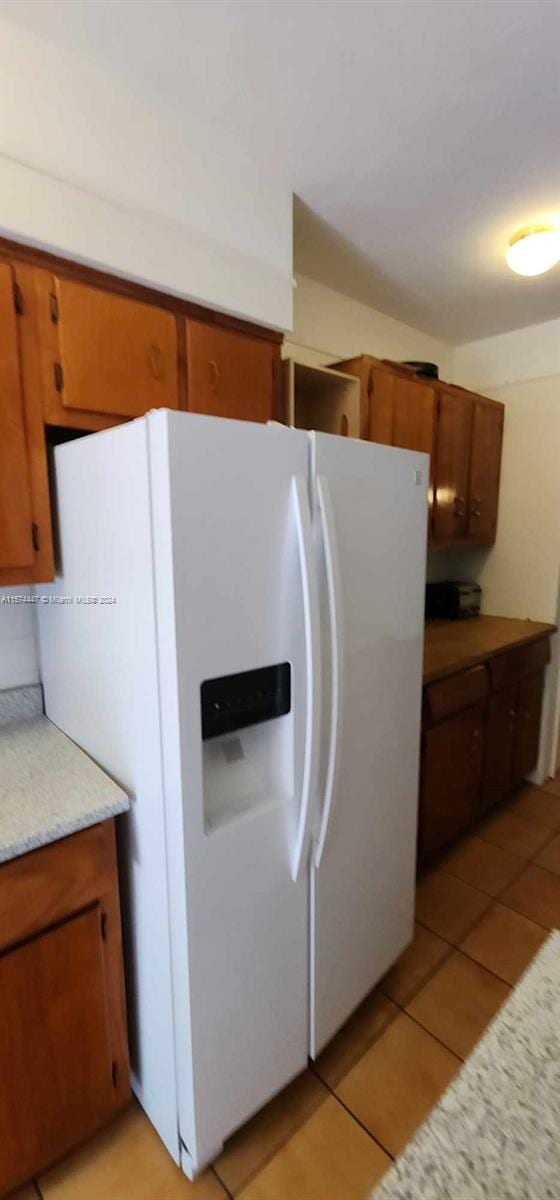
(425, 581, 481, 620)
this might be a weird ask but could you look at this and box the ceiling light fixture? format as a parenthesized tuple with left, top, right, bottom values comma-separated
(506, 223, 560, 276)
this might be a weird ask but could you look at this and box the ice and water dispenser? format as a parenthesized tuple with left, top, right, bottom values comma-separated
(201, 664, 294, 832)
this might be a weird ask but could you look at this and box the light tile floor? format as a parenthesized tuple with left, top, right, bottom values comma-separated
(15, 777, 560, 1200)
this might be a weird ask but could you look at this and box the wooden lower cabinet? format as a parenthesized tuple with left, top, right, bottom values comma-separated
(420, 703, 485, 862)
(419, 636, 550, 867)
(481, 683, 518, 811)
(513, 670, 546, 784)
(0, 820, 129, 1196)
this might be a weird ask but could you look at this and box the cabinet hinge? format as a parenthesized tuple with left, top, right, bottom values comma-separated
(13, 281, 24, 315)
(53, 362, 64, 392)
(31, 523, 40, 552)
(100, 911, 108, 940)
(49, 292, 59, 324)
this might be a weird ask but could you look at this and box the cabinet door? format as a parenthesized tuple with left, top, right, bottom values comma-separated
(0, 906, 117, 1194)
(482, 684, 518, 811)
(0, 261, 35, 571)
(41, 275, 178, 424)
(432, 390, 472, 541)
(368, 367, 394, 444)
(468, 400, 504, 543)
(186, 319, 279, 422)
(419, 704, 485, 862)
(392, 376, 436, 456)
(513, 670, 545, 783)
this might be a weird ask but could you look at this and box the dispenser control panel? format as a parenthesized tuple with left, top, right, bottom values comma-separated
(201, 663, 291, 741)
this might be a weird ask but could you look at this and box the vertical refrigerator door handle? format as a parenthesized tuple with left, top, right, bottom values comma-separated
(314, 475, 344, 869)
(291, 475, 321, 882)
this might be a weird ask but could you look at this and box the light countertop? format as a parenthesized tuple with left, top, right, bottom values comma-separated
(0, 686, 129, 865)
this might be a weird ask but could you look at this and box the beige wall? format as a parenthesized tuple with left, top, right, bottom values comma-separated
(0, 18, 293, 331)
(286, 275, 454, 376)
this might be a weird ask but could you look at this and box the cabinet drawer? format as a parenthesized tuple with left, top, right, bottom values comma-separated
(420, 702, 485, 862)
(489, 638, 550, 691)
(424, 664, 489, 724)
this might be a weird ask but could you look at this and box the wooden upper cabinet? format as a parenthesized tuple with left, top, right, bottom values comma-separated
(468, 399, 504, 542)
(186, 319, 279, 422)
(0, 261, 35, 571)
(38, 275, 179, 426)
(368, 366, 394, 444)
(432, 388, 473, 542)
(392, 374, 436, 458)
(330, 355, 372, 438)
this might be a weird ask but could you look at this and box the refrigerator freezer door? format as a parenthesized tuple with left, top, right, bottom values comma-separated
(148, 412, 317, 1174)
(309, 432, 428, 1057)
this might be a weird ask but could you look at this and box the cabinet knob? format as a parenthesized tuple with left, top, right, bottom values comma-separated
(472, 728, 481, 739)
(453, 495, 466, 518)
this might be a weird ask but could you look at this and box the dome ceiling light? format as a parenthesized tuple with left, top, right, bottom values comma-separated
(506, 223, 560, 276)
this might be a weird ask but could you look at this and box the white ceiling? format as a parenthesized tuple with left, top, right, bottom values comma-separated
(2, 0, 560, 342)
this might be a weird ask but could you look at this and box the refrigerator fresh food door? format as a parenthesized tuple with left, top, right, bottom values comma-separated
(148, 412, 320, 1175)
(309, 432, 428, 1057)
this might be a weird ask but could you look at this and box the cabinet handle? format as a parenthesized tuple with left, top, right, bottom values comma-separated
(209, 359, 220, 391)
(470, 502, 482, 519)
(453, 495, 466, 518)
(148, 344, 164, 381)
(472, 728, 481, 740)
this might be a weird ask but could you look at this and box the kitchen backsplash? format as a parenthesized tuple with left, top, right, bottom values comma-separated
(0, 589, 40, 689)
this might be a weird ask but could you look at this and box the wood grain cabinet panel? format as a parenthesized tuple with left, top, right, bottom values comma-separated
(425, 665, 488, 724)
(392, 375, 436, 457)
(0, 261, 35, 571)
(0, 821, 129, 1196)
(368, 367, 394, 445)
(186, 319, 279, 423)
(513, 670, 545, 784)
(40, 277, 179, 425)
(432, 389, 472, 541)
(482, 684, 518, 811)
(0, 907, 116, 1195)
(420, 703, 485, 862)
(468, 401, 504, 542)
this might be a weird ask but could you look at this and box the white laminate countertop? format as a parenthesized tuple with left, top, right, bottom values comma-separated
(0, 686, 129, 864)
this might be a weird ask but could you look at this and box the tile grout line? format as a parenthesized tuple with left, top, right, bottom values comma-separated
(213, 1090, 329, 1197)
(211, 1163, 234, 1199)
(308, 1063, 397, 1164)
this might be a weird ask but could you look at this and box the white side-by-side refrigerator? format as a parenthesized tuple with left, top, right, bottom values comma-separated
(38, 410, 427, 1177)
